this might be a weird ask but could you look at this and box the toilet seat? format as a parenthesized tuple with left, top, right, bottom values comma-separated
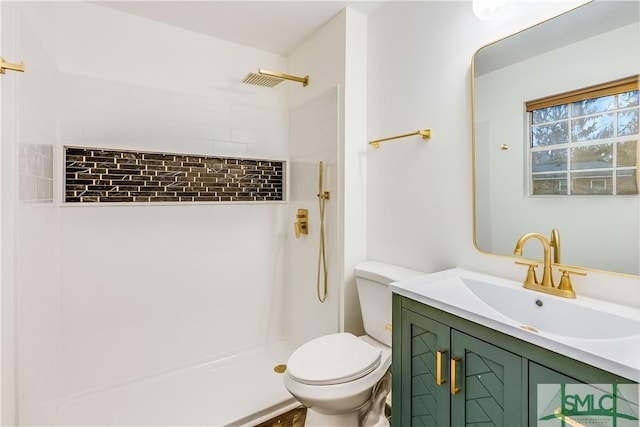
(286, 333, 381, 386)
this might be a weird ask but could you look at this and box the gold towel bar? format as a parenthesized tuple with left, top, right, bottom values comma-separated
(0, 57, 25, 74)
(369, 129, 431, 149)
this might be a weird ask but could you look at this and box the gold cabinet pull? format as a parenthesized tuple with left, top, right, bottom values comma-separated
(0, 57, 25, 74)
(450, 357, 461, 395)
(436, 350, 447, 385)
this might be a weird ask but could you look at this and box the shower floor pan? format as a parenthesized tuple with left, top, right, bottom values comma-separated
(55, 339, 299, 426)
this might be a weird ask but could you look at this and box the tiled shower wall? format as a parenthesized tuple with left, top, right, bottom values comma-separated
(285, 87, 339, 348)
(57, 71, 288, 161)
(19, 144, 54, 202)
(53, 1, 291, 400)
(10, 2, 61, 425)
(65, 147, 284, 203)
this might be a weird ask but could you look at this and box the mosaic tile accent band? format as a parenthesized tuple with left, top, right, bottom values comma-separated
(65, 146, 285, 203)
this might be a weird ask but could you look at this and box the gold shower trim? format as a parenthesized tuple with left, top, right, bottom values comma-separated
(316, 161, 329, 303)
(259, 69, 309, 87)
(368, 129, 432, 149)
(0, 57, 25, 74)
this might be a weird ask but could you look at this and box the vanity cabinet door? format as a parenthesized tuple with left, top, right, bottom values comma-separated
(528, 361, 636, 426)
(450, 330, 525, 427)
(394, 308, 451, 427)
(528, 361, 580, 425)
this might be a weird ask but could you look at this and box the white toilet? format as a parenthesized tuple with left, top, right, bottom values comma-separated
(283, 261, 425, 427)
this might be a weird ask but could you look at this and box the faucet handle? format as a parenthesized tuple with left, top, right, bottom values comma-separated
(515, 261, 539, 267)
(515, 261, 539, 287)
(553, 268, 585, 298)
(557, 267, 586, 276)
(557, 268, 586, 294)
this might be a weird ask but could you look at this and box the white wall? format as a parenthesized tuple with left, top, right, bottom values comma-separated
(54, 2, 288, 159)
(286, 87, 340, 348)
(0, 3, 18, 425)
(284, 8, 368, 348)
(341, 9, 368, 336)
(0, 3, 61, 425)
(367, 1, 640, 307)
(286, 7, 344, 344)
(475, 22, 640, 275)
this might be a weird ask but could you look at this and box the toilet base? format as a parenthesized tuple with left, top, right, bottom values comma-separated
(304, 406, 390, 427)
(304, 408, 360, 427)
(302, 371, 391, 427)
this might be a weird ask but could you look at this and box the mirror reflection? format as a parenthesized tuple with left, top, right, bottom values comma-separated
(473, 0, 639, 276)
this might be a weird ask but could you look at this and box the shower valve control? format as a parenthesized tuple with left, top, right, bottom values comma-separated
(294, 209, 309, 238)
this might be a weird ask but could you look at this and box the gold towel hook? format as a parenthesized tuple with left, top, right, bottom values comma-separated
(0, 57, 25, 74)
(369, 129, 431, 149)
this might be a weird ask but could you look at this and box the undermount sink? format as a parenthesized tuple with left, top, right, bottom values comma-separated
(461, 276, 640, 339)
(389, 267, 640, 381)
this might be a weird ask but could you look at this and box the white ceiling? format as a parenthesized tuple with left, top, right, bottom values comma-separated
(96, 1, 385, 56)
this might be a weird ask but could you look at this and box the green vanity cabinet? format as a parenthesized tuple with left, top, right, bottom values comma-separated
(393, 297, 524, 426)
(392, 294, 635, 427)
(450, 330, 524, 425)
(528, 362, 578, 426)
(397, 308, 451, 425)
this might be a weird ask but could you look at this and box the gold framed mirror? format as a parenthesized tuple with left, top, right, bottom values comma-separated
(472, 0, 639, 276)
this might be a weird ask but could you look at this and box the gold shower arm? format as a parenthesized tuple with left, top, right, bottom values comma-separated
(259, 69, 309, 87)
(369, 129, 431, 149)
(0, 57, 25, 74)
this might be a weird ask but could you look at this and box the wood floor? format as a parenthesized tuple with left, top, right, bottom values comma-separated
(253, 404, 392, 426)
(254, 407, 307, 427)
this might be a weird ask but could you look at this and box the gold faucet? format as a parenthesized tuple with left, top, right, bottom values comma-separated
(513, 233, 554, 288)
(550, 228, 561, 264)
(513, 231, 583, 299)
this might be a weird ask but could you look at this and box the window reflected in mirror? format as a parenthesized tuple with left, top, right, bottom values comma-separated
(527, 78, 638, 196)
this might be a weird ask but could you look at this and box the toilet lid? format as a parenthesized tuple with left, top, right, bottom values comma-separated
(286, 333, 382, 386)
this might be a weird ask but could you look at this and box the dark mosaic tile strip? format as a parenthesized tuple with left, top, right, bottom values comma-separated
(64, 146, 285, 203)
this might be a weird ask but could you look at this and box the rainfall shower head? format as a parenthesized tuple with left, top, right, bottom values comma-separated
(241, 69, 309, 87)
(242, 71, 283, 87)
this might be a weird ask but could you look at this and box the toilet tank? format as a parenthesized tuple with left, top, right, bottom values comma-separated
(355, 261, 425, 347)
